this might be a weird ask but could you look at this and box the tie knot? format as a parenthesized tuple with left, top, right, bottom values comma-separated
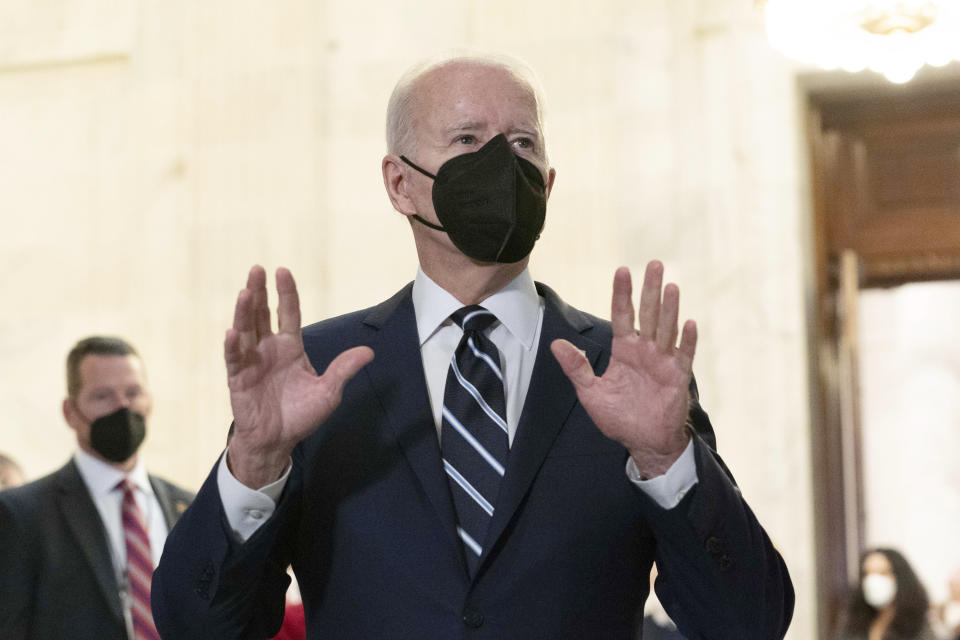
(117, 478, 136, 497)
(451, 305, 497, 334)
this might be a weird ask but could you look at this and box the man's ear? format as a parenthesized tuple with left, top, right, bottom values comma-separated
(544, 167, 556, 201)
(62, 397, 79, 431)
(382, 155, 418, 217)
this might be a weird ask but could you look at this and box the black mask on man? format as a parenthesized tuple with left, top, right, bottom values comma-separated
(400, 134, 547, 264)
(88, 407, 147, 463)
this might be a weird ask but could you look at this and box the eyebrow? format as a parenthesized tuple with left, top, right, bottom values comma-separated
(444, 122, 542, 139)
(509, 127, 541, 139)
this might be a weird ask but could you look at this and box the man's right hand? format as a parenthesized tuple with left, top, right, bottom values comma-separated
(224, 265, 374, 489)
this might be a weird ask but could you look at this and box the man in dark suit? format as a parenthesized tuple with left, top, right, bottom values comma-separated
(152, 55, 794, 639)
(0, 336, 193, 640)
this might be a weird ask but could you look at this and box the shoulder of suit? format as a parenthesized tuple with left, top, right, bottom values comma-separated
(147, 474, 194, 520)
(299, 283, 415, 371)
(294, 279, 615, 344)
(0, 460, 76, 518)
(536, 280, 611, 337)
(302, 283, 414, 339)
(150, 473, 194, 499)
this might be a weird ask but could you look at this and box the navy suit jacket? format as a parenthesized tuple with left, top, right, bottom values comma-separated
(153, 283, 794, 639)
(0, 459, 193, 640)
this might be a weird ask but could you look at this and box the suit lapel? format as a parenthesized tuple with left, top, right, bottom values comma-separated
(359, 282, 607, 577)
(480, 283, 605, 569)
(360, 286, 461, 550)
(56, 461, 125, 624)
(151, 476, 190, 530)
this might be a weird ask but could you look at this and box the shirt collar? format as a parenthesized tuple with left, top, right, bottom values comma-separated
(412, 267, 541, 349)
(73, 448, 153, 498)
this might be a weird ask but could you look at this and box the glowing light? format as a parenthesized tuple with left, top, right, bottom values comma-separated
(762, 1, 960, 83)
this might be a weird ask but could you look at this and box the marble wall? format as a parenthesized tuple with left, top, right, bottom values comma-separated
(0, 1, 816, 636)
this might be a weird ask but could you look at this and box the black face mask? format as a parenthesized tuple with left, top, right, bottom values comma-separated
(400, 134, 547, 264)
(87, 407, 146, 463)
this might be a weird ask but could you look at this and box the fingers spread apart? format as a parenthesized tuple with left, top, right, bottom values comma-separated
(619, 261, 697, 358)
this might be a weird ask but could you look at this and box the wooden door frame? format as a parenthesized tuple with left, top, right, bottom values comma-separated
(806, 96, 861, 639)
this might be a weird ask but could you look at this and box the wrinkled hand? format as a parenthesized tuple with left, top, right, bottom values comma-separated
(225, 266, 374, 488)
(550, 261, 696, 478)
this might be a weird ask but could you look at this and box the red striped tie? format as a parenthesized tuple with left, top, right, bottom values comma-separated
(120, 479, 161, 640)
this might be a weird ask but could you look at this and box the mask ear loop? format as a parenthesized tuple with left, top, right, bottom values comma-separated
(412, 215, 446, 232)
(399, 155, 437, 180)
(399, 155, 447, 232)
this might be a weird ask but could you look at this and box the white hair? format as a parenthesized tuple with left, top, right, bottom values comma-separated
(385, 50, 549, 160)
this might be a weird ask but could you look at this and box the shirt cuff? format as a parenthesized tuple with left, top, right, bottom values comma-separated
(625, 440, 697, 510)
(217, 448, 291, 543)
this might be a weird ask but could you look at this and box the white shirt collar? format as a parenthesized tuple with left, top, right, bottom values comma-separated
(412, 267, 541, 349)
(73, 448, 153, 498)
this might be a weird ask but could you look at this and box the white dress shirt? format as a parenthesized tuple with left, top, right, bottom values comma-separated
(413, 266, 543, 444)
(218, 267, 697, 543)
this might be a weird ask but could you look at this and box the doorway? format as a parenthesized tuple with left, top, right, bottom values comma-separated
(807, 78, 960, 638)
(858, 279, 960, 607)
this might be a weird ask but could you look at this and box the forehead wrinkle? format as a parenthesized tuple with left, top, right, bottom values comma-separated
(445, 121, 484, 133)
(412, 62, 545, 151)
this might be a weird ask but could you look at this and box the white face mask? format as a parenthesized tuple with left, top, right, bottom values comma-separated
(863, 574, 897, 608)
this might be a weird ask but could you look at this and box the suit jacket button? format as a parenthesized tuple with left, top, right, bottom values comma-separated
(462, 605, 484, 628)
(705, 536, 724, 555)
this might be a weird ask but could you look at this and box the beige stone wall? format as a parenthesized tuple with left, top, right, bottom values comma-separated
(0, 1, 816, 636)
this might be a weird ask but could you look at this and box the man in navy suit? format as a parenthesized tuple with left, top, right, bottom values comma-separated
(152, 54, 794, 639)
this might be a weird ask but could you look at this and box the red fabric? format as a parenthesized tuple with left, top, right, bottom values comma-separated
(270, 602, 306, 640)
(120, 480, 161, 640)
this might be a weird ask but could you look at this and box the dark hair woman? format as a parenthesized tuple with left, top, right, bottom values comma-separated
(841, 547, 936, 640)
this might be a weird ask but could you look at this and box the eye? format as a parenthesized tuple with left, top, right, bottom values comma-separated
(456, 134, 477, 145)
(512, 137, 534, 150)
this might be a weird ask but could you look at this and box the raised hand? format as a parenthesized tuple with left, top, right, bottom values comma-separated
(550, 261, 697, 478)
(225, 266, 374, 488)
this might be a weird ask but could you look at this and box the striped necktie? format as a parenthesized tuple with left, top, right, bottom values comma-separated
(441, 305, 509, 577)
(119, 479, 161, 640)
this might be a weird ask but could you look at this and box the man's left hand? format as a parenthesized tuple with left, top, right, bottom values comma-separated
(551, 261, 697, 478)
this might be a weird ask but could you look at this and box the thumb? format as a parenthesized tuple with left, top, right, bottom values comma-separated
(550, 339, 596, 390)
(320, 346, 375, 396)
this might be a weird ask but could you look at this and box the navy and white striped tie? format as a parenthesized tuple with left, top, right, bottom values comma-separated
(441, 305, 509, 577)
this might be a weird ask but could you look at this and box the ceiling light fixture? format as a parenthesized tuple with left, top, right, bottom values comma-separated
(761, 1, 960, 83)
